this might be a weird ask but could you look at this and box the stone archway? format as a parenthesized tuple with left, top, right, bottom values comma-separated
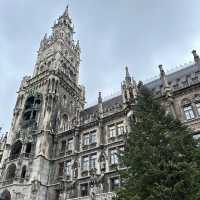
(0, 189, 11, 200)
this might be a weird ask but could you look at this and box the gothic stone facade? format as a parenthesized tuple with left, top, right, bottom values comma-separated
(0, 7, 200, 200)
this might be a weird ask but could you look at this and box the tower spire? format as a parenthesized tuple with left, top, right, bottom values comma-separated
(98, 92, 103, 117)
(98, 92, 102, 104)
(63, 5, 69, 18)
(125, 65, 131, 82)
(121, 65, 137, 105)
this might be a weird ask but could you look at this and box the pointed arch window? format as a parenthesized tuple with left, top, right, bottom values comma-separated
(10, 140, 22, 160)
(23, 94, 42, 126)
(61, 114, 68, 131)
(21, 166, 26, 179)
(5, 164, 16, 184)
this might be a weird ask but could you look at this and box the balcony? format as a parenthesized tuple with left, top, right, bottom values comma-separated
(8, 153, 34, 161)
(2, 177, 27, 186)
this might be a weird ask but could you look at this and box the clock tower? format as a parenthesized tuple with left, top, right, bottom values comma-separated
(0, 7, 85, 200)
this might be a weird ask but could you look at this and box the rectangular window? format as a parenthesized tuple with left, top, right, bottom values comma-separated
(196, 103, 200, 116)
(67, 138, 73, 151)
(80, 183, 89, 197)
(64, 160, 71, 176)
(90, 131, 97, 144)
(90, 154, 97, 169)
(117, 123, 124, 135)
(82, 156, 89, 171)
(183, 105, 195, 120)
(109, 125, 116, 138)
(110, 177, 120, 191)
(110, 149, 118, 165)
(83, 133, 90, 146)
(60, 140, 66, 152)
(118, 146, 125, 166)
(58, 162, 64, 177)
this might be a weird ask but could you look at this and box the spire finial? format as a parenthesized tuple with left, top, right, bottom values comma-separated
(158, 64, 165, 76)
(63, 5, 69, 17)
(192, 49, 200, 64)
(125, 65, 131, 82)
(98, 92, 102, 104)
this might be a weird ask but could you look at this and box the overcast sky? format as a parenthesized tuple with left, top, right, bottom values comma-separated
(1, 0, 200, 132)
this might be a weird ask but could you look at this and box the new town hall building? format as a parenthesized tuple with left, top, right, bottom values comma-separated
(0, 6, 200, 200)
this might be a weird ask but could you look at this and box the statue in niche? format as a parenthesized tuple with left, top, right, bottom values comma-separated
(58, 192, 66, 200)
(38, 131, 49, 158)
(99, 152, 106, 173)
(89, 169, 98, 200)
(31, 179, 40, 193)
(72, 160, 78, 179)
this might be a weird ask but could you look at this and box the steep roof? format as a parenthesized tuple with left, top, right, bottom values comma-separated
(146, 62, 198, 90)
(81, 62, 200, 117)
(80, 95, 123, 117)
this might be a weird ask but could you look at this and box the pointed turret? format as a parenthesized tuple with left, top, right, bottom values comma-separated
(125, 65, 131, 82)
(75, 40, 81, 54)
(121, 65, 137, 105)
(39, 33, 48, 50)
(57, 5, 72, 25)
(63, 5, 69, 17)
(98, 92, 102, 104)
(192, 49, 200, 64)
(98, 92, 103, 117)
(158, 64, 171, 98)
(51, 6, 73, 41)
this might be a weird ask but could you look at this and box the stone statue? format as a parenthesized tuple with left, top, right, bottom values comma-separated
(72, 160, 78, 179)
(38, 131, 49, 158)
(89, 184, 97, 200)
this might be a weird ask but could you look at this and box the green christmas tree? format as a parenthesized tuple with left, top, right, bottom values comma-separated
(117, 83, 200, 200)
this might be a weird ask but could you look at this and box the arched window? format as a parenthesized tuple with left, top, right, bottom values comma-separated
(63, 95, 67, 106)
(25, 143, 32, 155)
(62, 114, 68, 130)
(52, 78, 55, 92)
(21, 166, 26, 179)
(10, 140, 22, 160)
(23, 94, 42, 126)
(5, 164, 16, 182)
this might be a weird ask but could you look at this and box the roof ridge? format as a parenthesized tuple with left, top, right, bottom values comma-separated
(144, 61, 194, 84)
